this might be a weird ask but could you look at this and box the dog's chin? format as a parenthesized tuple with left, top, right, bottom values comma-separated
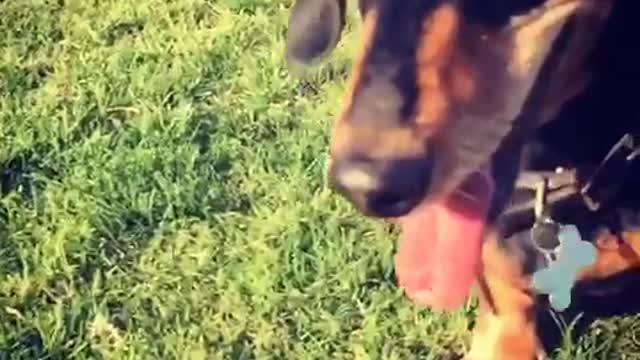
(393, 167, 493, 216)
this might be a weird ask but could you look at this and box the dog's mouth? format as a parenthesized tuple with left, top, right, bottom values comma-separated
(394, 170, 494, 310)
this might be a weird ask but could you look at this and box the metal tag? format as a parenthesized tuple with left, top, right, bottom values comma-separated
(531, 225, 597, 311)
(531, 218, 560, 253)
(528, 173, 598, 311)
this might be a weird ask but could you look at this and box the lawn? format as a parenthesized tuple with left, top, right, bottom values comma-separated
(1, 0, 639, 359)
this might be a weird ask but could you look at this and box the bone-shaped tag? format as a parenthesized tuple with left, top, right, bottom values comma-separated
(531, 225, 597, 311)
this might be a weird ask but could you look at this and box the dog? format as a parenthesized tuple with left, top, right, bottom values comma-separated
(285, 0, 640, 359)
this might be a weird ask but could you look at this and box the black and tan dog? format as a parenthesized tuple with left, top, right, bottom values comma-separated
(285, 0, 640, 359)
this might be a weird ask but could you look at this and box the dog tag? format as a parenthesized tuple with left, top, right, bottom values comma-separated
(531, 218, 561, 253)
(531, 224, 597, 311)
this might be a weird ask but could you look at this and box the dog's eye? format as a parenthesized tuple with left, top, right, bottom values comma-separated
(461, 0, 546, 26)
(358, 0, 379, 18)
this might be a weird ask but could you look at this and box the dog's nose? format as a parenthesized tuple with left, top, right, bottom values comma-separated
(329, 157, 432, 218)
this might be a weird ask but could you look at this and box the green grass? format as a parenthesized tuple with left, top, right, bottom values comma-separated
(1, 0, 639, 359)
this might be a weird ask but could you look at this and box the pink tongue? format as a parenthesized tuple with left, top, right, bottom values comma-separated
(394, 174, 493, 311)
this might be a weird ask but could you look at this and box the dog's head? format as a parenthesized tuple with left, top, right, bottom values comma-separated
(285, 0, 611, 310)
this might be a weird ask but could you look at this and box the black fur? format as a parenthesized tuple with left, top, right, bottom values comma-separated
(285, 0, 346, 65)
(461, 0, 546, 26)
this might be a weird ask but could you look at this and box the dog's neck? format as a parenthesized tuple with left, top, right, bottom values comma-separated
(494, 0, 640, 238)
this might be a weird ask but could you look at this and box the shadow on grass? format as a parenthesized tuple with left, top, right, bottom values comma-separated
(0, 329, 47, 360)
(537, 270, 640, 357)
(0, 63, 55, 95)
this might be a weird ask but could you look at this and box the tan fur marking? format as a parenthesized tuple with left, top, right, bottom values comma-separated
(336, 10, 378, 124)
(468, 231, 542, 360)
(578, 231, 640, 280)
(448, 51, 477, 103)
(418, 4, 459, 64)
(415, 4, 460, 130)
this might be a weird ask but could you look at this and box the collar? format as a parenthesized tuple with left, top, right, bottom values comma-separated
(498, 133, 640, 239)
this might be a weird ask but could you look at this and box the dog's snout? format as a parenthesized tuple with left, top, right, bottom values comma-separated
(330, 157, 433, 218)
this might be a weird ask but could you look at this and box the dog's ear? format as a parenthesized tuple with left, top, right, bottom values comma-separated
(285, 0, 347, 65)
